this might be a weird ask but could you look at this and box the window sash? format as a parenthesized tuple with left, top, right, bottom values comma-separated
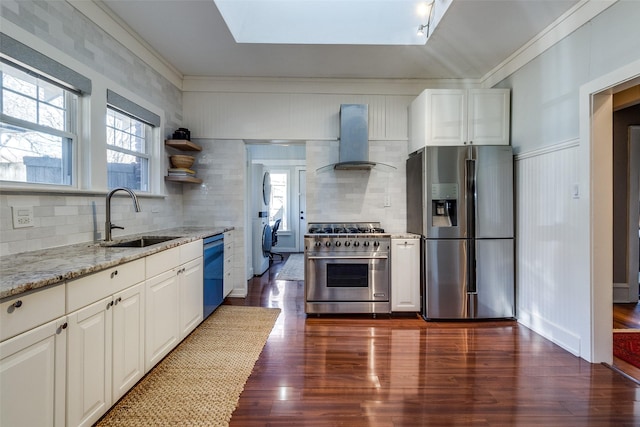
(0, 62, 78, 187)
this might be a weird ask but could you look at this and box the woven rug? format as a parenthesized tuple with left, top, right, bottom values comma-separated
(613, 330, 640, 369)
(275, 253, 304, 281)
(96, 305, 280, 427)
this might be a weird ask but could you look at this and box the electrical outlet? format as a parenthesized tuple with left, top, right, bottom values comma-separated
(12, 206, 34, 229)
(384, 195, 391, 207)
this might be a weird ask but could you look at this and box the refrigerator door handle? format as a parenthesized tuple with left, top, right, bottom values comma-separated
(465, 158, 477, 295)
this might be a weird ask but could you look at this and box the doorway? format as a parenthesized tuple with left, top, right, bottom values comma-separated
(583, 59, 640, 364)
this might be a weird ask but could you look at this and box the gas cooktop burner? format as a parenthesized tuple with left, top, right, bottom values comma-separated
(307, 222, 386, 235)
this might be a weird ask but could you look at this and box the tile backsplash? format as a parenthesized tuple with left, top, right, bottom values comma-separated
(0, 192, 183, 256)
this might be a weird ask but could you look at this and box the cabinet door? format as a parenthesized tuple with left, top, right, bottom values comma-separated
(0, 317, 67, 427)
(391, 239, 421, 312)
(179, 257, 203, 339)
(427, 90, 466, 146)
(67, 297, 113, 427)
(112, 283, 145, 402)
(145, 270, 179, 371)
(467, 89, 510, 145)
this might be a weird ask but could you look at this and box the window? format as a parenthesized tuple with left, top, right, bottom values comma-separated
(0, 61, 78, 185)
(268, 171, 289, 231)
(106, 107, 150, 191)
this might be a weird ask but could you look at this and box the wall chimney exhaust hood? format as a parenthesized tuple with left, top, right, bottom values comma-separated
(317, 104, 396, 172)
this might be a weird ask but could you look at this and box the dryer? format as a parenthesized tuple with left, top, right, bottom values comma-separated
(252, 164, 271, 275)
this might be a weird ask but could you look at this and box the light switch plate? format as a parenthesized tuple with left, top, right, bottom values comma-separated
(12, 206, 34, 228)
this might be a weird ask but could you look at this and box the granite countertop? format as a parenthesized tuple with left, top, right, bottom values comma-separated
(0, 226, 232, 300)
(390, 233, 421, 239)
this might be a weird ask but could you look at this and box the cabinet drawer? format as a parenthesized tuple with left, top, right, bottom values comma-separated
(67, 258, 145, 312)
(224, 255, 233, 273)
(1, 284, 65, 341)
(224, 242, 233, 259)
(146, 246, 180, 278)
(180, 240, 202, 264)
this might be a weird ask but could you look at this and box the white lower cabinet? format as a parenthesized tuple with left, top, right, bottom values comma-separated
(67, 282, 145, 427)
(391, 238, 421, 312)
(145, 269, 180, 371)
(0, 317, 67, 427)
(179, 257, 204, 339)
(112, 284, 145, 401)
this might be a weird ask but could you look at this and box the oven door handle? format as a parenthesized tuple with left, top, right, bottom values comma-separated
(307, 255, 388, 260)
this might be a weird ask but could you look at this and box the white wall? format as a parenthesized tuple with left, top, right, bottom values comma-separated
(496, 0, 640, 360)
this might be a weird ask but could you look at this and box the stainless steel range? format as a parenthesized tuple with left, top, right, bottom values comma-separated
(304, 222, 390, 314)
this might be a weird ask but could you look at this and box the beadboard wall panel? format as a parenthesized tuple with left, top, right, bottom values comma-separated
(515, 141, 584, 356)
(183, 91, 412, 141)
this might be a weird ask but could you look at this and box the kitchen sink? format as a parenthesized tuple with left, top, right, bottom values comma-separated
(102, 236, 180, 248)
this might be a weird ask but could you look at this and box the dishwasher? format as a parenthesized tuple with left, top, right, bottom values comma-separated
(203, 234, 224, 318)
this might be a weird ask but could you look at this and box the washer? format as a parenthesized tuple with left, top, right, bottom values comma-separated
(251, 164, 271, 276)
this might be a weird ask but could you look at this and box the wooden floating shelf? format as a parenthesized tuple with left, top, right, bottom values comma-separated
(165, 176, 203, 184)
(165, 139, 202, 151)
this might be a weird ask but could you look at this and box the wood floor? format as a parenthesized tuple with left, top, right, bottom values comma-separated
(613, 302, 640, 382)
(226, 256, 640, 426)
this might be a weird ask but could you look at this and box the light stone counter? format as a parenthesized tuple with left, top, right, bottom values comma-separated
(390, 233, 421, 239)
(0, 227, 232, 299)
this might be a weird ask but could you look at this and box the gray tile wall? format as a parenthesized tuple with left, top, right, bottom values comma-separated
(0, 0, 186, 255)
(306, 140, 407, 233)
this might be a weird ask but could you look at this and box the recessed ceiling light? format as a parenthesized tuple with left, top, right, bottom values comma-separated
(214, 0, 451, 46)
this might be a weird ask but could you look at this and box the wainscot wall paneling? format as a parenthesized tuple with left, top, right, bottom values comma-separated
(515, 140, 583, 356)
(182, 92, 412, 141)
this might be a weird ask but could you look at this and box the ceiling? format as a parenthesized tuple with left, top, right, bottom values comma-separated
(100, 0, 580, 80)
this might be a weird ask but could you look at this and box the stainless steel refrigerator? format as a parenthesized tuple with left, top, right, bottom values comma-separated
(406, 146, 515, 320)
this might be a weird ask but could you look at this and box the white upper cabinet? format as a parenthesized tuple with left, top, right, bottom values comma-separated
(408, 89, 510, 153)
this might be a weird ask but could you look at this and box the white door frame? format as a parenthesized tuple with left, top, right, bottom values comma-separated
(580, 58, 640, 363)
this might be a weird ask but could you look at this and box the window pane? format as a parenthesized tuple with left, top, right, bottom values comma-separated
(0, 123, 71, 185)
(3, 90, 37, 123)
(269, 172, 288, 230)
(39, 103, 64, 130)
(107, 149, 148, 191)
(106, 109, 146, 154)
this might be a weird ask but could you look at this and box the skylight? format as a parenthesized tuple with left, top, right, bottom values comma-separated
(213, 0, 451, 46)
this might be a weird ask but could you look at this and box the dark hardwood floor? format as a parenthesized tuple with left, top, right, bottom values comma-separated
(227, 255, 640, 426)
(613, 301, 640, 382)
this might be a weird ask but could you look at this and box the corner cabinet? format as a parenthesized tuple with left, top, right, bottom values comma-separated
(164, 139, 203, 184)
(408, 88, 510, 153)
(391, 238, 421, 312)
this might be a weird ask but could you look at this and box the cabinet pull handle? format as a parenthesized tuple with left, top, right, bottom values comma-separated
(107, 300, 114, 309)
(114, 297, 122, 305)
(62, 322, 68, 329)
(110, 270, 118, 278)
(11, 300, 23, 309)
(57, 322, 68, 334)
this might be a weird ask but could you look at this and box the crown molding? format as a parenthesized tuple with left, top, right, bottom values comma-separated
(481, 0, 618, 88)
(68, 0, 183, 89)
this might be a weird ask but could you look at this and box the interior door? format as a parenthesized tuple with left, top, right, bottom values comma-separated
(298, 169, 307, 251)
(627, 126, 640, 302)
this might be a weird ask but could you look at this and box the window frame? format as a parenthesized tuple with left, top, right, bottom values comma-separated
(105, 106, 152, 192)
(0, 60, 80, 188)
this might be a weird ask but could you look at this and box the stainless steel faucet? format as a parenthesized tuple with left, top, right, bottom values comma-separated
(105, 187, 141, 241)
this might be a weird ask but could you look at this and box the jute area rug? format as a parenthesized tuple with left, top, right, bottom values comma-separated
(97, 305, 280, 427)
(275, 253, 304, 281)
(613, 329, 640, 369)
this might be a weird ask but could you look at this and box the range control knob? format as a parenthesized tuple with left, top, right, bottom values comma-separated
(363, 241, 370, 247)
(325, 241, 331, 247)
(373, 241, 380, 247)
(315, 241, 322, 247)
(335, 241, 341, 247)
(354, 241, 360, 247)
(345, 241, 351, 247)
